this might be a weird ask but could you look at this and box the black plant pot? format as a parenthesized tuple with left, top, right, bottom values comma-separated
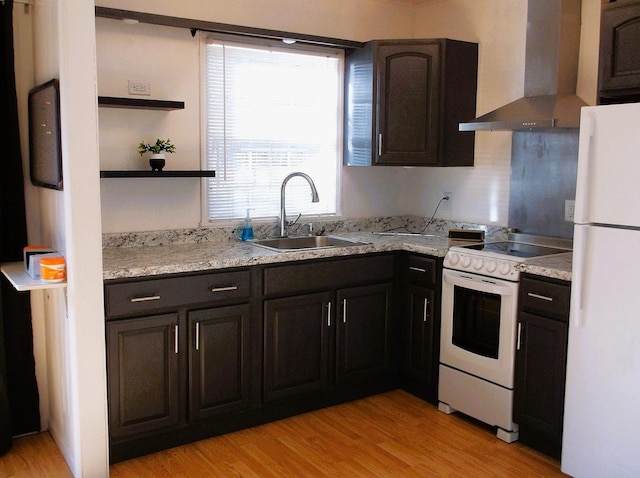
(149, 156, 166, 171)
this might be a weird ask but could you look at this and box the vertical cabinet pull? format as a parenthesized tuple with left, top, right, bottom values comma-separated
(195, 322, 200, 351)
(327, 302, 332, 327)
(378, 134, 383, 157)
(174, 325, 179, 354)
(423, 298, 429, 322)
(343, 298, 348, 323)
(517, 322, 523, 350)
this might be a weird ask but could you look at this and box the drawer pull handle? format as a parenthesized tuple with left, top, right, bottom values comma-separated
(211, 286, 238, 293)
(527, 292, 553, 302)
(409, 266, 427, 273)
(130, 295, 161, 303)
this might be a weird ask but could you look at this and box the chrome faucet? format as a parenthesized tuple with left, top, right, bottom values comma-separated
(279, 172, 320, 237)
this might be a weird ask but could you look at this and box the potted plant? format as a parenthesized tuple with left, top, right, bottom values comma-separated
(138, 138, 176, 171)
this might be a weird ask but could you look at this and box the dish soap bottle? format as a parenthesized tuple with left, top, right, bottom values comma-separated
(240, 208, 254, 241)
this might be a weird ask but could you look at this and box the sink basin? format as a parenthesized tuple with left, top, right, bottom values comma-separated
(251, 235, 365, 252)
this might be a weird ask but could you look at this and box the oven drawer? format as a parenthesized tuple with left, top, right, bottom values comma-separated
(519, 276, 570, 322)
(105, 270, 251, 318)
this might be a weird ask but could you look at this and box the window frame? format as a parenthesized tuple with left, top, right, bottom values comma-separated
(199, 33, 345, 226)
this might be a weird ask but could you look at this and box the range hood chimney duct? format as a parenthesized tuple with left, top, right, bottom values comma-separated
(459, 0, 587, 132)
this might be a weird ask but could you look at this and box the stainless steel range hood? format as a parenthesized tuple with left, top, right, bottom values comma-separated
(459, 0, 587, 132)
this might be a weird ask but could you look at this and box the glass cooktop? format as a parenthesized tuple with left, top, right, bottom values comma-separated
(457, 241, 571, 259)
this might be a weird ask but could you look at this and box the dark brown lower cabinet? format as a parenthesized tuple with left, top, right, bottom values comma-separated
(513, 274, 570, 459)
(107, 314, 180, 439)
(188, 304, 251, 421)
(336, 283, 394, 384)
(263, 282, 394, 404)
(401, 254, 441, 404)
(263, 292, 332, 403)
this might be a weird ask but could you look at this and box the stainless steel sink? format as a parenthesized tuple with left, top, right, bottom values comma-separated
(250, 235, 365, 252)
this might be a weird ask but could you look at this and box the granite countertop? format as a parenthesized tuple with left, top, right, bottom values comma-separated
(102, 231, 573, 282)
(518, 252, 573, 282)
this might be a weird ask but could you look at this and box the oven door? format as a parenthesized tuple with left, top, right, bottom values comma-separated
(440, 269, 519, 389)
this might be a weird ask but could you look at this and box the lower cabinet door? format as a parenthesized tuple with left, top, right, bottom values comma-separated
(107, 314, 180, 439)
(263, 292, 332, 403)
(405, 284, 437, 387)
(336, 283, 393, 384)
(513, 311, 568, 458)
(188, 304, 251, 421)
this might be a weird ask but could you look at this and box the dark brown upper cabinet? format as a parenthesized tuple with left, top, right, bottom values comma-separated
(599, 0, 640, 104)
(344, 39, 478, 167)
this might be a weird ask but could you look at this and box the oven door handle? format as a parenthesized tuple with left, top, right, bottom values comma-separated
(443, 269, 517, 296)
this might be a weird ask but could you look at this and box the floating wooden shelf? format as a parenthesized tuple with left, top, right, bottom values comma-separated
(100, 170, 215, 178)
(98, 96, 185, 110)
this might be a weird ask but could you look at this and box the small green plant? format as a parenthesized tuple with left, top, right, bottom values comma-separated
(138, 138, 176, 156)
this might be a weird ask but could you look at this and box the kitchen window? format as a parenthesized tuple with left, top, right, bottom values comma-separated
(202, 36, 343, 222)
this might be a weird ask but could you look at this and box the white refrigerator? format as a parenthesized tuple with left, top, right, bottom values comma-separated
(562, 102, 640, 477)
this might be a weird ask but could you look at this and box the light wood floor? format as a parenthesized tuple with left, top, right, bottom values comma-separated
(1, 390, 568, 477)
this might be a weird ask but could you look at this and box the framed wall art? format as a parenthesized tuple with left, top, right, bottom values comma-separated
(28, 79, 63, 190)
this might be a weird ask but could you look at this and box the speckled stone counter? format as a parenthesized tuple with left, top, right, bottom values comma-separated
(102, 216, 572, 281)
(519, 252, 573, 282)
(102, 231, 454, 280)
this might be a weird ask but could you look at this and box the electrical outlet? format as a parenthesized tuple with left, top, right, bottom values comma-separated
(441, 192, 453, 212)
(128, 80, 151, 96)
(565, 199, 575, 222)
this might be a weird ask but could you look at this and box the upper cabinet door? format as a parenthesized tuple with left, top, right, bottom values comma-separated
(344, 39, 478, 167)
(599, 0, 640, 102)
(376, 43, 440, 166)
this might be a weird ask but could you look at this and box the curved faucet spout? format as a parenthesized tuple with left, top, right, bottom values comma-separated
(280, 172, 320, 237)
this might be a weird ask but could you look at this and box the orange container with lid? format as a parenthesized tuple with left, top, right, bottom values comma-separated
(40, 256, 66, 282)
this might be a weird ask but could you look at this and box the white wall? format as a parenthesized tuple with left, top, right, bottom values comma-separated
(407, 0, 601, 225)
(27, 0, 108, 476)
(96, 0, 600, 234)
(96, 0, 421, 233)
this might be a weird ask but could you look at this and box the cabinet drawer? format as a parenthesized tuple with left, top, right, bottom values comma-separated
(263, 255, 394, 296)
(406, 255, 437, 286)
(105, 270, 251, 318)
(519, 276, 570, 321)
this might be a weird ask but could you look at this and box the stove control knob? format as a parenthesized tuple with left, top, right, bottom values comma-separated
(448, 253, 459, 265)
(473, 258, 484, 270)
(461, 256, 472, 268)
(486, 260, 497, 273)
(499, 262, 512, 276)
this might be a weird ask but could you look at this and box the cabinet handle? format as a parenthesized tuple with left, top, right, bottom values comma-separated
(211, 286, 238, 293)
(195, 322, 200, 351)
(527, 292, 553, 302)
(343, 298, 348, 323)
(423, 298, 429, 322)
(517, 322, 523, 350)
(410, 266, 427, 273)
(174, 325, 179, 354)
(327, 302, 332, 327)
(378, 134, 383, 157)
(130, 295, 161, 303)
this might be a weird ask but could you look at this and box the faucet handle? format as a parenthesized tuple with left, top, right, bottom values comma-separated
(288, 213, 302, 227)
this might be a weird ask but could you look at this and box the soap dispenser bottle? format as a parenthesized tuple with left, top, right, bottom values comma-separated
(240, 208, 254, 241)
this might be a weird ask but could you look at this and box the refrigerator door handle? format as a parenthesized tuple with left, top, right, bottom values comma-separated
(574, 113, 594, 224)
(570, 225, 589, 328)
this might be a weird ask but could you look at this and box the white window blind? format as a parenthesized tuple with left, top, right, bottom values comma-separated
(203, 38, 342, 221)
